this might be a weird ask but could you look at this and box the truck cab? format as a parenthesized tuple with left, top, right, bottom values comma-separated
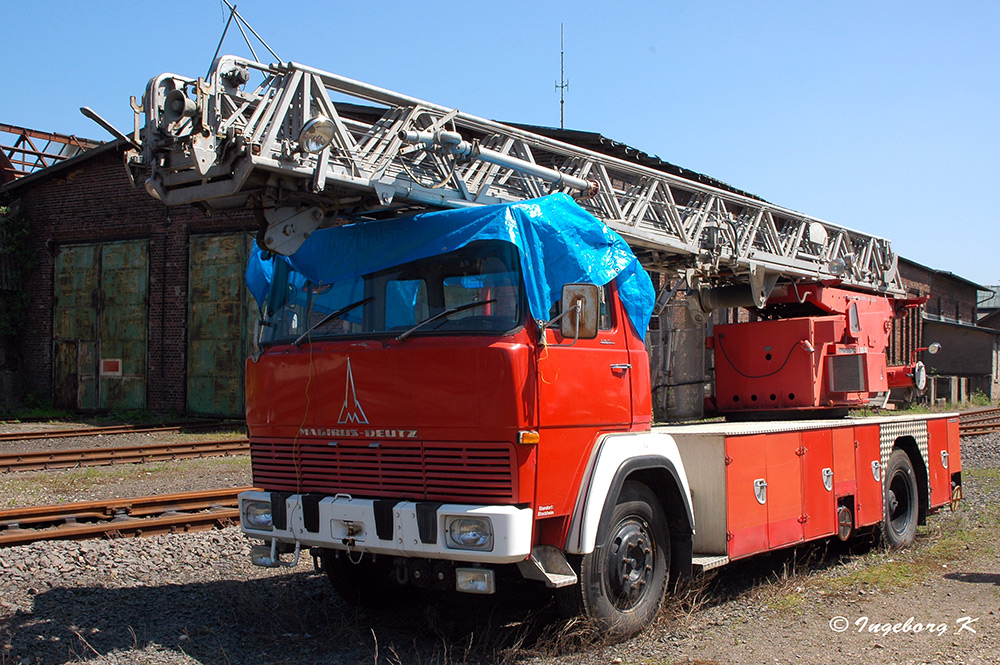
(238, 196, 695, 636)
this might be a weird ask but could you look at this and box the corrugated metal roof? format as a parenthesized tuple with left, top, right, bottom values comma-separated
(978, 286, 1000, 310)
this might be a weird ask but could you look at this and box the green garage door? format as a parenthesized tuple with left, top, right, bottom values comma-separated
(53, 241, 148, 411)
(187, 234, 255, 416)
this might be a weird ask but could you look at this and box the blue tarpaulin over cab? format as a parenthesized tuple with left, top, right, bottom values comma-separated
(246, 193, 655, 341)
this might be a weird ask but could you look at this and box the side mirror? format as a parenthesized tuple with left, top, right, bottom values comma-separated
(559, 284, 599, 340)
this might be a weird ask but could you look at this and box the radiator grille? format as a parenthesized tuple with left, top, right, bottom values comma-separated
(829, 354, 865, 392)
(250, 438, 518, 503)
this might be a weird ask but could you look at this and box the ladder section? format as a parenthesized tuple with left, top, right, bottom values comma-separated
(129, 55, 901, 294)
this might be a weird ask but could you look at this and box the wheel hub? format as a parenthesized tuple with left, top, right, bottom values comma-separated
(887, 489, 899, 515)
(607, 518, 654, 609)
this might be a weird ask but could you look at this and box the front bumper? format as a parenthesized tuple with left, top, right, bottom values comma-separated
(239, 490, 533, 563)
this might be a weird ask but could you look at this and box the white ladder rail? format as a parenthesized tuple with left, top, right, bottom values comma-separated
(131, 55, 902, 294)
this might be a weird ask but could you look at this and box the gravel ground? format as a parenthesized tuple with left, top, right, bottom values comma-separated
(0, 426, 997, 664)
(959, 433, 1000, 469)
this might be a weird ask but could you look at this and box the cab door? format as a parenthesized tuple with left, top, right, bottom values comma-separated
(533, 285, 632, 520)
(536, 284, 632, 429)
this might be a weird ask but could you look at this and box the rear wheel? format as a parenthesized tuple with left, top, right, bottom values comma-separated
(560, 482, 669, 638)
(883, 449, 919, 549)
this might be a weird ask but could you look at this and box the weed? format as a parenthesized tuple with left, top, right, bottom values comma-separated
(893, 402, 934, 414)
(175, 429, 248, 442)
(969, 390, 993, 407)
(0, 393, 73, 422)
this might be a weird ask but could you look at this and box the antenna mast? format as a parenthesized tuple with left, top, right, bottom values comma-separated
(555, 24, 569, 129)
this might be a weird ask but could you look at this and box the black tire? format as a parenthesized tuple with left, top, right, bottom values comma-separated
(561, 481, 670, 639)
(883, 449, 919, 549)
(322, 551, 400, 607)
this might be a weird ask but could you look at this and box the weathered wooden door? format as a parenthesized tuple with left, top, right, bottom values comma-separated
(53, 244, 99, 409)
(187, 234, 254, 416)
(52, 241, 148, 410)
(99, 241, 148, 409)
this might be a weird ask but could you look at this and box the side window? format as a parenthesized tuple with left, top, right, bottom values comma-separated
(599, 284, 613, 330)
(547, 283, 614, 330)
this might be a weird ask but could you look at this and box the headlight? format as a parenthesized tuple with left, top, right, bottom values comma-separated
(243, 501, 273, 530)
(446, 516, 493, 551)
(298, 116, 335, 153)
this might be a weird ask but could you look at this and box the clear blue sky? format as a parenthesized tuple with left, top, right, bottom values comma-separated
(4, 1, 998, 288)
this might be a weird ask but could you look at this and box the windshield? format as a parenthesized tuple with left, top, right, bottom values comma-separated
(259, 240, 525, 345)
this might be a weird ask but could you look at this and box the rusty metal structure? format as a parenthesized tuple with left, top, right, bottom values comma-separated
(0, 420, 224, 441)
(0, 487, 249, 546)
(0, 438, 248, 473)
(0, 123, 100, 185)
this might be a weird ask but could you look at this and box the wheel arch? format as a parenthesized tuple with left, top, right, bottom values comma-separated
(595, 460, 694, 541)
(893, 435, 928, 525)
(565, 432, 695, 557)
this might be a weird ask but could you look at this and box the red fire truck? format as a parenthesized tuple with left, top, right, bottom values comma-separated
(126, 54, 962, 637)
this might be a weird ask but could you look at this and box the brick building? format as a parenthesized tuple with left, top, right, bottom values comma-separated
(892, 258, 999, 402)
(1, 139, 257, 416)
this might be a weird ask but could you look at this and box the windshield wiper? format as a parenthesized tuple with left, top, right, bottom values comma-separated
(293, 296, 373, 346)
(396, 299, 497, 342)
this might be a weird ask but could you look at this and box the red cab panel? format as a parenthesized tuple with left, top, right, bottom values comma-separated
(245, 333, 539, 505)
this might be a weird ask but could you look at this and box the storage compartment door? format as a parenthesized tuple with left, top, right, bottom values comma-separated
(801, 429, 836, 541)
(926, 418, 952, 508)
(854, 424, 883, 527)
(764, 432, 805, 549)
(725, 435, 769, 559)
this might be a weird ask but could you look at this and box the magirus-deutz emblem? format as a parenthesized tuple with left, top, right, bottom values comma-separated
(337, 358, 369, 425)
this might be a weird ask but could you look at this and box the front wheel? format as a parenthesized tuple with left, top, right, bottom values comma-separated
(883, 449, 919, 549)
(560, 481, 670, 639)
(321, 551, 400, 607)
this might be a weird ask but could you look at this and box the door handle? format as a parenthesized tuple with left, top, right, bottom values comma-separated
(610, 363, 632, 370)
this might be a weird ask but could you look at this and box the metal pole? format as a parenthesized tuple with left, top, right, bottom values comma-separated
(208, 4, 238, 78)
(555, 24, 569, 129)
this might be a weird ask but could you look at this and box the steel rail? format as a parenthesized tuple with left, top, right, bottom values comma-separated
(958, 407, 1000, 436)
(0, 420, 229, 442)
(960, 426, 1000, 436)
(0, 487, 253, 547)
(0, 438, 250, 473)
(958, 407, 1000, 423)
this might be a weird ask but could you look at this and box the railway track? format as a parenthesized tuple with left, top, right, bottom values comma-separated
(0, 438, 250, 473)
(958, 407, 1000, 436)
(0, 420, 230, 442)
(0, 487, 253, 546)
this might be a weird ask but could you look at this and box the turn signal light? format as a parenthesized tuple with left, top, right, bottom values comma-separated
(518, 430, 540, 445)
